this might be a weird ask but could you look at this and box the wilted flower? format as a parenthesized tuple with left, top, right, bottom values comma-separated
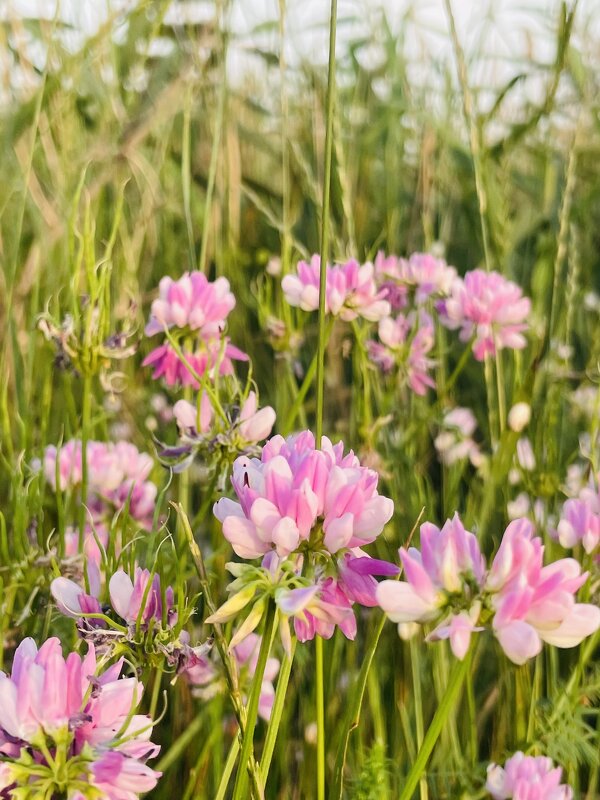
(0, 637, 160, 798)
(440, 269, 530, 361)
(486, 752, 572, 799)
(213, 431, 394, 560)
(282, 255, 390, 322)
(367, 310, 436, 395)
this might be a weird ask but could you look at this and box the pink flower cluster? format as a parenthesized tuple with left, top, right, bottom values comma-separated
(377, 515, 600, 663)
(440, 269, 531, 361)
(0, 638, 160, 798)
(281, 255, 390, 321)
(44, 439, 157, 529)
(367, 310, 436, 395)
(51, 567, 176, 630)
(486, 752, 572, 800)
(143, 271, 248, 388)
(556, 473, 600, 556)
(213, 431, 394, 559)
(374, 251, 457, 307)
(434, 407, 483, 467)
(185, 633, 279, 721)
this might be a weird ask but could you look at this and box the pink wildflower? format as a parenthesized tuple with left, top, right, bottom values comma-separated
(487, 519, 600, 664)
(486, 752, 572, 800)
(142, 340, 248, 388)
(434, 407, 483, 467)
(213, 431, 394, 560)
(282, 255, 390, 321)
(376, 514, 486, 659)
(275, 578, 357, 643)
(556, 475, 600, 555)
(367, 310, 436, 395)
(440, 269, 530, 360)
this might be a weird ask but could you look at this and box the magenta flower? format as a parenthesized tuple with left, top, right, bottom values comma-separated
(486, 752, 573, 800)
(282, 255, 390, 322)
(143, 339, 248, 388)
(487, 519, 600, 664)
(367, 310, 436, 395)
(440, 269, 531, 360)
(145, 272, 236, 338)
(213, 431, 394, 560)
(556, 475, 600, 555)
(376, 514, 486, 659)
(337, 551, 400, 607)
(0, 638, 160, 797)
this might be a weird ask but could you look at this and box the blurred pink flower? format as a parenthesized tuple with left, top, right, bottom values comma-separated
(440, 269, 530, 361)
(434, 407, 483, 467)
(556, 475, 600, 555)
(213, 431, 394, 559)
(367, 310, 436, 395)
(44, 440, 157, 530)
(145, 272, 235, 338)
(282, 255, 390, 321)
(142, 340, 248, 388)
(486, 752, 572, 800)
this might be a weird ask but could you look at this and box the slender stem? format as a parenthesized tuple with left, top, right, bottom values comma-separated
(315, 635, 326, 800)
(315, 0, 338, 446)
(232, 602, 276, 800)
(215, 736, 241, 800)
(78, 370, 92, 553)
(410, 638, 428, 800)
(484, 354, 498, 449)
(260, 639, 297, 785)
(399, 652, 471, 800)
(495, 347, 506, 434)
(314, 3, 337, 796)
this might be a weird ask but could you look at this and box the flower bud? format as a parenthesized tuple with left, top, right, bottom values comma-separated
(508, 402, 531, 432)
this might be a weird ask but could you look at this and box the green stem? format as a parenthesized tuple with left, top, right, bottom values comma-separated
(215, 735, 241, 800)
(78, 370, 92, 553)
(399, 652, 471, 800)
(410, 638, 429, 800)
(315, 635, 326, 800)
(260, 639, 297, 785)
(232, 602, 276, 800)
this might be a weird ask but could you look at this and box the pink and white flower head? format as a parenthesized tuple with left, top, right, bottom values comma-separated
(434, 407, 483, 467)
(213, 431, 394, 560)
(44, 439, 157, 530)
(487, 518, 600, 664)
(376, 514, 486, 659)
(367, 310, 436, 395)
(282, 255, 390, 322)
(555, 474, 600, 556)
(440, 269, 531, 361)
(145, 272, 236, 338)
(0, 637, 160, 797)
(397, 252, 457, 302)
(486, 752, 573, 800)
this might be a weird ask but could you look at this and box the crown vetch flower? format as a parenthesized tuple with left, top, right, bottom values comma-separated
(0, 638, 160, 798)
(213, 431, 394, 560)
(367, 310, 436, 395)
(434, 407, 483, 467)
(376, 514, 486, 659)
(487, 519, 600, 664)
(486, 752, 573, 800)
(145, 272, 236, 338)
(275, 578, 357, 643)
(555, 474, 600, 555)
(142, 340, 248, 389)
(440, 269, 530, 361)
(282, 255, 390, 322)
(44, 439, 157, 529)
